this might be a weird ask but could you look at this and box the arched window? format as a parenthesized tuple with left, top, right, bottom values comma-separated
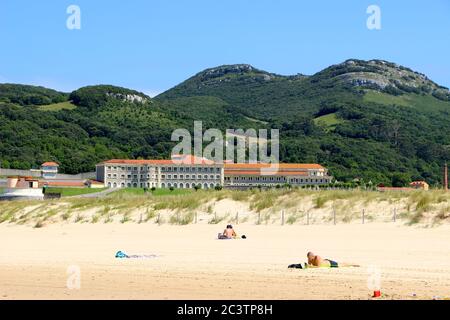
(161, 183, 166, 188)
(203, 183, 208, 189)
(133, 183, 137, 188)
(174, 183, 178, 188)
(179, 183, 184, 189)
(113, 182, 117, 188)
(127, 183, 131, 187)
(107, 182, 112, 188)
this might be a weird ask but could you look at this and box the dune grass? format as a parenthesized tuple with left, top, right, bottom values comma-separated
(1, 188, 449, 226)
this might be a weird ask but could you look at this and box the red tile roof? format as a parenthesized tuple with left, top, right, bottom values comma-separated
(41, 181, 86, 187)
(101, 154, 215, 165)
(224, 170, 308, 176)
(224, 163, 325, 170)
(41, 162, 59, 167)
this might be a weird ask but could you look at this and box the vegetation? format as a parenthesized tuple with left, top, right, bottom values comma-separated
(0, 188, 448, 226)
(38, 101, 76, 111)
(44, 187, 107, 197)
(1, 59, 450, 186)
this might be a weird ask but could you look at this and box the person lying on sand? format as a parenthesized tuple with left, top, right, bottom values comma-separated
(306, 252, 360, 268)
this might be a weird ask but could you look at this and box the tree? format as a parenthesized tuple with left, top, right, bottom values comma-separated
(391, 173, 410, 187)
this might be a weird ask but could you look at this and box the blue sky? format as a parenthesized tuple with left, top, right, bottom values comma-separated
(0, 0, 449, 96)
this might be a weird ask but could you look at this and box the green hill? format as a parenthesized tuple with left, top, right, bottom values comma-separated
(1, 59, 450, 185)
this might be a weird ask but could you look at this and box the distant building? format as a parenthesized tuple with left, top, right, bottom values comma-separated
(223, 163, 332, 189)
(0, 176, 44, 200)
(41, 162, 59, 179)
(410, 181, 430, 190)
(96, 155, 223, 189)
(86, 180, 105, 189)
(95, 156, 332, 189)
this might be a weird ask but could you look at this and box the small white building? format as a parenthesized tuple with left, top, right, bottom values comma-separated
(0, 176, 44, 200)
(41, 162, 59, 179)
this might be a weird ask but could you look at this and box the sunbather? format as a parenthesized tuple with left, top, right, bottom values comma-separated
(222, 224, 237, 239)
(306, 252, 360, 268)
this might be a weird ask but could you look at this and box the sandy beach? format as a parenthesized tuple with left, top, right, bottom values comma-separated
(1, 223, 449, 300)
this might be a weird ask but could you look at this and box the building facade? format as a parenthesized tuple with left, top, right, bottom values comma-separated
(41, 162, 59, 179)
(96, 156, 332, 189)
(0, 176, 44, 200)
(223, 163, 332, 188)
(96, 155, 224, 189)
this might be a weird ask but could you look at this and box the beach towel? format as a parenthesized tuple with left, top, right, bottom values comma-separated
(115, 251, 159, 259)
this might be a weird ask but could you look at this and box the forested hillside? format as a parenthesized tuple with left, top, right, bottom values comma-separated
(1, 59, 449, 186)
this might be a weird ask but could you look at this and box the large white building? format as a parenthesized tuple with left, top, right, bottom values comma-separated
(96, 155, 224, 189)
(95, 155, 332, 189)
(223, 163, 332, 189)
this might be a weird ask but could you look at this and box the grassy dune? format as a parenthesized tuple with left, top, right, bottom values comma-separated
(0, 189, 449, 227)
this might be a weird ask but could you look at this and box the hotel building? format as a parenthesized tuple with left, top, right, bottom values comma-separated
(223, 163, 331, 189)
(96, 155, 332, 189)
(96, 155, 224, 189)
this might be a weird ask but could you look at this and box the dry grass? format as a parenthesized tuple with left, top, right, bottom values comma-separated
(1, 189, 449, 226)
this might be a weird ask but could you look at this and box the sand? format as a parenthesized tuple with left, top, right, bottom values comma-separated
(0, 223, 449, 300)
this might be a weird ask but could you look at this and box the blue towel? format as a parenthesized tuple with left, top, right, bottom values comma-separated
(115, 251, 129, 258)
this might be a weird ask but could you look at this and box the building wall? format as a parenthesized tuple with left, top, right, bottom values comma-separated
(99, 163, 223, 189)
(224, 175, 332, 188)
(96, 161, 332, 189)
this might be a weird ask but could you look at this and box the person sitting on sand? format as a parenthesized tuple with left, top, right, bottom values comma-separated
(223, 224, 237, 239)
(307, 252, 360, 268)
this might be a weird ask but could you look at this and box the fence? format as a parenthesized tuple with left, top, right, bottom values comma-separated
(181, 208, 401, 226)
